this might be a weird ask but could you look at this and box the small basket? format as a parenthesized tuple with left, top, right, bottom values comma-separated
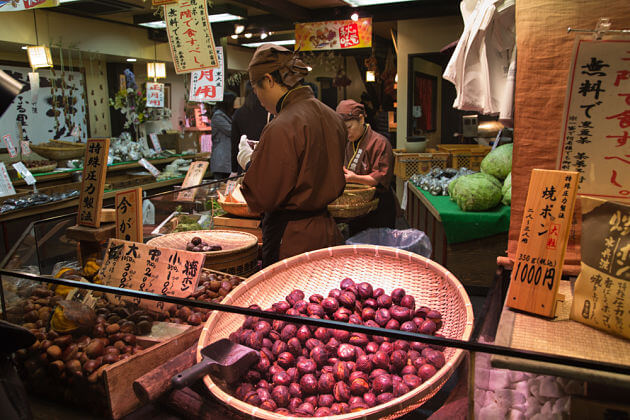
(31, 140, 86, 161)
(218, 200, 260, 219)
(436, 144, 491, 171)
(393, 150, 449, 180)
(27, 162, 57, 173)
(199, 245, 474, 419)
(328, 198, 379, 219)
(331, 183, 376, 206)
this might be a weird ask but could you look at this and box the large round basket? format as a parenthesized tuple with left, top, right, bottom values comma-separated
(331, 184, 376, 206)
(218, 201, 260, 218)
(30, 140, 86, 161)
(146, 230, 259, 277)
(328, 198, 379, 219)
(199, 245, 474, 419)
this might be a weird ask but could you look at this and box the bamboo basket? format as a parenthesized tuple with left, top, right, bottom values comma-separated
(328, 198, 379, 219)
(31, 140, 86, 161)
(199, 245, 474, 419)
(436, 144, 491, 171)
(146, 230, 259, 277)
(218, 200, 261, 218)
(331, 183, 376, 206)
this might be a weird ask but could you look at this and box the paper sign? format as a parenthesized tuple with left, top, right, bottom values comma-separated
(165, 0, 219, 74)
(77, 138, 110, 227)
(20, 141, 32, 156)
(225, 180, 237, 196)
(0, 163, 16, 198)
(506, 169, 579, 317)
(115, 188, 143, 242)
(177, 161, 208, 201)
(2, 134, 17, 158)
(99, 238, 205, 312)
(71, 125, 81, 138)
(200, 134, 212, 153)
(12, 162, 36, 185)
(0, 0, 59, 12)
(295, 18, 372, 51)
(146, 82, 165, 108)
(557, 39, 630, 203)
(139, 158, 161, 178)
(193, 107, 211, 130)
(149, 133, 162, 152)
(189, 47, 224, 102)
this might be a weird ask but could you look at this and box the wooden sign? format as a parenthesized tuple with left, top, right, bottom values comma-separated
(99, 239, 205, 312)
(176, 161, 208, 201)
(77, 138, 110, 227)
(115, 188, 143, 242)
(506, 169, 579, 317)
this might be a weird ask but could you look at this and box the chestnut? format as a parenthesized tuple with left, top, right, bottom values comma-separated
(254, 320, 272, 337)
(400, 321, 418, 333)
(349, 333, 369, 347)
(416, 306, 431, 318)
(403, 373, 423, 388)
(262, 338, 273, 349)
(321, 297, 339, 314)
(309, 294, 324, 304)
(244, 390, 262, 406)
(401, 365, 418, 376)
(419, 319, 437, 335)
(272, 371, 291, 386)
(314, 327, 330, 343)
(364, 298, 378, 309)
(373, 374, 393, 394)
(299, 374, 318, 395)
(340, 278, 355, 290)
(361, 307, 376, 321)
(307, 303, 325, 318)
(390, 305, 411, 322)
(318, 393, 334, 408)
(426, 309, 442, 322)
(272, 301, 290, 314)
(285, 337, 301, 356)
(374, 308, 391, 327)
(296, 358, 316, 375)
(348, 314, 363, 325)
(391, 288, 406, 305)
(365, 341, 379, 354)
(236, 383, 255, 400)
(286, 290, 305, 306)
(377, 294, 393, 308)
(385, 318, 401, 331)
(373, 351, 389, 369)
(328, 288, 342, 299)
(390, 350, 407, 370)
(332, 307, 351, 322)
(288, 382, 302, 398)
(379, 341, 394, 355)
(426, 350, 445, 369)
(393, 339, 410, 352)
(85, 340, 104, 359)
(350, 376, 369, 395)
(295, 402, 315, 416)
(274, 408, 291, 415)
(349, 399, 369, 412)
(412, 356, 428, 371)
(103, 353, 120, 364)
(245, 331, 264, 350)
(83, 359, 101, 374)
(338, 291, 356, 308)
(400, 294, 416, 310)
(239, 330, 253, 346)
(355, 282, 373, 299)
(331, 360, 349, 382)
(325, 337, 340, 354)
(318, 372, 335, 394)
(272, 340, 288, 357)
(331, 329, 350, 342)
(337, 343, 356, 361)
(280, 324, 298, 342)
(376, 392, 394, 404)
(305, 338, 324, 351)
(296, 325, 311, 343)
(310, 345, 328, 367)
(363, 392, 377, 407)
(257, 379, 271, 389)
(245, 369, 262, 383)
(286, 367, 298, 383)
(333, 381, 351, 402)
(288, 397, 302, 413)
(278, 351, 297, 369)
(331, 402, 350, 415)
(293, 300, 308, 314)
(260, 399, 277, 412)
(355, 354, 372, 372)
(410, 341, 429, 352)
(286, 308, 300, 317)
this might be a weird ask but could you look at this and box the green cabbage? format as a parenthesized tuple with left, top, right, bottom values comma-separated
(481, 143, 513, 180)
(451, 173, 502, 211)
(502, 172, 512, 206)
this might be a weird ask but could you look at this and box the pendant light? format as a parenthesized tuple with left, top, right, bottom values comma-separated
(27, 11, 53, 70)
(147, 43, 166, 82)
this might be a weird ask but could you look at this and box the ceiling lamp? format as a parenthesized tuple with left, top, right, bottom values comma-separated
(27, 46, 53, 70)
(207, 13, 243, 23)
(231, 34, 238, 40)
(242, 39, 295, 48)
(366, 71, 376, 82)
(234, 24, 245, 34)
(351, 12, 359, 21)
(260, 32, 268, 40)
(244, 33, 253, 39)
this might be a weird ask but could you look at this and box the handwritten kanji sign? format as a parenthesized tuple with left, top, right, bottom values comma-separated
(2, 134, 17, 158)
(99, 239, 205, 312)
(557, 39, 630, 203)
(295, 18, 372, 51)
(177, 161, 208, 201)
(189, 47, 223, 102)
(506, 169, 579, 317)
(146, 82, 165, 108)
(77, 138, 110, 228)
(115, 188, 143, 242)
(165, 0, 219, 74)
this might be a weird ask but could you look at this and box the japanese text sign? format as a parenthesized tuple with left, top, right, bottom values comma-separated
(77, 138, 110, 228)
(557, 39, 630, 204)
(295, 18, 372, 51)
(189, 46, 223, 102)
(139, 158, 161, 178)
(20, 141, 31, 156)
(115, 188, 143, 243)
(165, 0, 219, 74)
(12, 162, 36, 185)
(2, 134, 17, 158)
(149, 133, 162, 152)
(0, 163, 16, 198)
(506, 169, 579, 317)
(200, 134, 212, 153)
(146, 82, 165, 108)
(177, 161, 208, 201)
(0, 0, 59, 12)
(99, 239, 205, 312)
(571, 197, 630, 339)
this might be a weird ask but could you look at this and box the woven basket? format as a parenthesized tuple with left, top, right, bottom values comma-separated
(31, 140, 86, 161)
(328, 198, 379, 219)
(331, 183, 376, 206)
(199, 245, 474, 419)
(146, 230, 259, 276)
(27, 163, 57, 173)
(218, 200, 261, 219)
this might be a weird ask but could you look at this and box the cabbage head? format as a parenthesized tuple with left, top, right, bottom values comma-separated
(481, 143, 513, 180)
(451, 173, 502, 211)
(502, 172, 512, 206)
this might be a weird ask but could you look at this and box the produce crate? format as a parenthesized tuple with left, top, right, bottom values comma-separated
(436, 144, 492, 171)
(393, 150, 449, 180)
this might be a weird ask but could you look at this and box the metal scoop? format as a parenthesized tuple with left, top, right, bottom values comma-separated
(171, 339, 259, 389)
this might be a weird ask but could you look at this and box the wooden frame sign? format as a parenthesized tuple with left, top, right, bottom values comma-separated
(176, 161, 208, 201)
(99, 239, 205, 312)
(506, 169, 579, 317)
(78, 138, 110, 227)
(115, 188, 143, 242)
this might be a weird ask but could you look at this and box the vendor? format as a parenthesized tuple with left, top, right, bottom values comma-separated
(240, 44, 347, 267)
(336, 99, 396, 235)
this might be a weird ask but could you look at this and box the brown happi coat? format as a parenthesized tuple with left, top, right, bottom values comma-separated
(345, 125, 394, 190)
(242, 86, 346, 262)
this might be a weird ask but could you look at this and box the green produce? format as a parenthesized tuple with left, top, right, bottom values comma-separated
(481, 143, 513, 180)
(450, 173, 502, 211)
(502, 172, 512, 206)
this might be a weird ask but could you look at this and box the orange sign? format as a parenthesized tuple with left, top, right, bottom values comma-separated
(295, 18, 372, 51)
(177, 161, 208, 201)
(115, 188, 143, 242)
(77, 138, 110, 228)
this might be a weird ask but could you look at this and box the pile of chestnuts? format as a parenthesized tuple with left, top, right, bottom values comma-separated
(227, 278, 445, 417)
(186, 236, 222, 252)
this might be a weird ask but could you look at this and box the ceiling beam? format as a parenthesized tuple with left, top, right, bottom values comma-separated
(229, 0, 311, 22)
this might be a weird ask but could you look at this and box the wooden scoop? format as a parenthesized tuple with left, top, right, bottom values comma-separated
(171, 339, 258, 389)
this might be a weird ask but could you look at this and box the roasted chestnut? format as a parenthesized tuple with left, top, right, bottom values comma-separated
(299, 374, 318, 395)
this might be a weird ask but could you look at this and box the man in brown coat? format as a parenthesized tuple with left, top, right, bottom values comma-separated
(241, 44, 346, 267)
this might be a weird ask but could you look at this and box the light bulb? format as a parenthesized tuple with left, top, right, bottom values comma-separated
(244, 33, 252, 39)
(351, 12, 359, 21)
(260, 32, 268, 40)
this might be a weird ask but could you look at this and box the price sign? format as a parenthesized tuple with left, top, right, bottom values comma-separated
(12, 162, 36, 185)
(99, 239, 205, 312)
(146, 82, 165, 108)
(115, 188, 143, 242)
(200, 134, 212, 153)
(139, 158, 161, 178)
(2, 134, 17, 158)
(77, 138, 110, 227)
(149, 133, 162, 153)
(506, 169, 579, 317)
(0, 163, 16, 198)
(20, 141, 32, 156)
(177, 161, 208, 202)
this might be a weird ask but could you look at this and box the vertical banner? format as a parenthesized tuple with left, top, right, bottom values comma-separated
(146, 82, 165, 108)
(557, 39, 630, 203)
(189, 46, 224, 102)
(77, 138, 110, 227)
(115, 188, 143, 242)
(165, 0, 219, 74)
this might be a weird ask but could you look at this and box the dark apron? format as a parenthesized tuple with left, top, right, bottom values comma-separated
(262, 208, 327, 267)
(348, 187, 397, 237)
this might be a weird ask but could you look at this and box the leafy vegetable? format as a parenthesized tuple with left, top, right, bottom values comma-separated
(481, 143, 513, 180)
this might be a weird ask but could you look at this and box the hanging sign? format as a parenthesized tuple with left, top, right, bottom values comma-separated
(115, 187, 143, 242)
(176, 161, 208, 201)
(77, 138, 110, 228)
(146, 82, 165, 108)
(165, 0, 219, 74)
(189, 46, 224, 102)
(557, 39, 630, 204)
(99, 238, 205, 312)
(139, 158, 161, 178)
(506, 169, 579, 317)
(200, 134, 212, 153)
(295, 18, 372, 51)
(28, 72, 39, 104)
(12, 162, 36, 185)
(20, 141, 32, 156)
(2, 134, 17, 158)
(0, 163, 16, 197)
(0, 0, 59, 12)
(149, 133, 162, 152)
(152, 0, 176, 5)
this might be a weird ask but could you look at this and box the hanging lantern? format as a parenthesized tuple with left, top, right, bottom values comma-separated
(147, 62, 166, 80)
(27, 46, 53, 70)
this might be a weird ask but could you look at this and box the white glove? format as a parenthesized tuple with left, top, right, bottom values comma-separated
(237, 134, 254, 170)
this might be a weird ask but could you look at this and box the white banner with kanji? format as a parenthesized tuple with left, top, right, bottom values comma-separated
(146, 82, 165, 108)
(189, 47, 224, 102)
(557, 39, 630, 204)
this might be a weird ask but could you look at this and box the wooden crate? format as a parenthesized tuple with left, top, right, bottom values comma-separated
(436, 144, 491, 171)
(393, 150, 449, 180)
